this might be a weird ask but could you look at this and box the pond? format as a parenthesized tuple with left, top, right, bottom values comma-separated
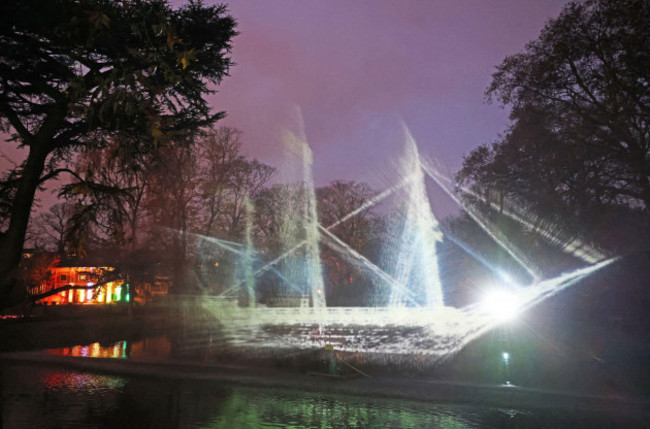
(1, 340, 644, 429)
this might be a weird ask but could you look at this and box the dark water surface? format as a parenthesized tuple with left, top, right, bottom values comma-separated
(1, 356, 643, 429)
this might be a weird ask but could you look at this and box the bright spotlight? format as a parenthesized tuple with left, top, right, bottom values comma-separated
(482, 289, 522, 322)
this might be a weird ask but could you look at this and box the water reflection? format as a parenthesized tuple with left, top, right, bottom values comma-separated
(46, 336, 172, 360)
(1, 365, 126, 428)
(41, 370, 125, 391)
(0, 361, 640, 429)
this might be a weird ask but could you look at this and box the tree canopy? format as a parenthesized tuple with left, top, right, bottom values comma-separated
(457, 0, 650, 250)
(0, 0, 237, 307)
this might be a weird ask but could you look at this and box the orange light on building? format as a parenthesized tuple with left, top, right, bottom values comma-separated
(34, 262, 136, 306)
(89, 342, 101, 358)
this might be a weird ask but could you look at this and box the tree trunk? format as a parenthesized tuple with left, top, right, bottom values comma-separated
(0, 136, 53, 308)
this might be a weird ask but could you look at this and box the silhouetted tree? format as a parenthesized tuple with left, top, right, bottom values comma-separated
(144, 138, 201, 293)
(54, 127, 273, 295)
(197, 128, 275, 240)
(0, 0, 237, 308)
(192, 128, 275, 293)
(31, 202, 76, 253)
(457, 0, 650, 252)
(73, 138, 152, 250)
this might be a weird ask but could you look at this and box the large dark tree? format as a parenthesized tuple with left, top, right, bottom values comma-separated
(0, 0, 237, 307)
(70, 137, 153, 252)
(457, 0, 650, 250)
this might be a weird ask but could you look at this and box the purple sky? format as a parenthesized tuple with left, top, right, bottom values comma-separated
(214, 0, 569, 193)
(1, 0, 569, 215)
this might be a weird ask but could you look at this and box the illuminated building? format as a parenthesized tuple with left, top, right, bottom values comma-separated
(34, 262, 125, 305)
(29, 256, 169, 305)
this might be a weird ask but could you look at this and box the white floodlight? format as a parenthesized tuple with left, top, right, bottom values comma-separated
(482, 289, 522, 322)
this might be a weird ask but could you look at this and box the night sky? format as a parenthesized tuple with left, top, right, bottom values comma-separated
(212, 1, 568, 195)
(1, 0, 570, 214)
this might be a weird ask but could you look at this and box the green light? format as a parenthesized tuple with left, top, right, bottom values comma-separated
(125, 293, 130, 302)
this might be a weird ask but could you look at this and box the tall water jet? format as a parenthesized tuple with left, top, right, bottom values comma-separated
(299, 139, 326, 308)
(242, 196, 256, 307)
(228, 196, 257, 306)
(279, 110, 326, 308)
(389, 128, 444, 307)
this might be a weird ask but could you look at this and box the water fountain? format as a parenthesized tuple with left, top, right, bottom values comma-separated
(234, 197, 255, 308)
(273, 127, 326, 309)
(188, 124, 614, 363)
(388, 128, 443, 308)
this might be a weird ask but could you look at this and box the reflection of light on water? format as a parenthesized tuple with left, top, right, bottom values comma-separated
(41, 370, 125, 391)
(0, 315, 22, 320)
(46, 336, 171, 360)
(12, 363, 612, 429)
(210, 386, 472, 429)
(0, 357, 634, 429)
